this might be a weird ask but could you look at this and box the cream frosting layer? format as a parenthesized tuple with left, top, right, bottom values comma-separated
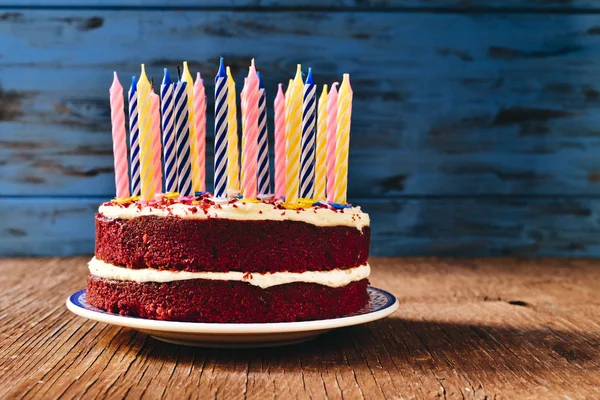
(88, 257, 370, 289)
(98, 201, 369, 230)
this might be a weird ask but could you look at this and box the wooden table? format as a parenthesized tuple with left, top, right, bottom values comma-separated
(1, 257, 599, 399)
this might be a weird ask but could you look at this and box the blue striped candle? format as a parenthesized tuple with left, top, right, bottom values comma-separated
(300, 67, 316, 199)
(214, 57, 229, 198)
(174, 80, 193, 196)
(257, 72, 270, 196)
(128, 76, 141, 197)
(161, 69, 177, 193)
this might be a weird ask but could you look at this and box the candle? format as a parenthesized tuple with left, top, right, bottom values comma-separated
(300, 67, 316, 199)
(160, 69, 177, 193)
(284, 78, 293, 129)
(257, 72, 270, 196)
(137, 64, 155, 201)
(334, 74, 353, 204)
(214, 57, 229, 198)
(193, 72, 206, 192)
(315, 84, 328, 201)
(274, 83, 286, 198)
(182, 61, 201, 192)
(109, 72, 130, 198)
(241, 78, 248, 133)
(240, 77, 247, 192)
(150, 89, 163, 193)
(242, 60, 260, 199)
(326, 82, 339, 203)
(174, 78, 193, 196)
(225, 66, 240, 194)
(285, 64, 303, 203)
(128, 76, 141, 197)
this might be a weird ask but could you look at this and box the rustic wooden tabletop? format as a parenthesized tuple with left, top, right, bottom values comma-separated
(1, 257, 598, 399)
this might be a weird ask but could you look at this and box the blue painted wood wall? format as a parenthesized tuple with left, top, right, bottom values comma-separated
(3, 1, 600, 257)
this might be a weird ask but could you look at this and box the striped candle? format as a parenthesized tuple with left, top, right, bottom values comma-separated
(160, 69, 177, 193)
(285, 65, 303, 203)
(150, 91, 163, 193)
(257, 72, 270, 196)
(283, 78, 293, 199)
(240, 77, 247, 192)
(284, 78, 293, 129)
(326, 82, 339, 203)
(274, 83, 286, 198)
(314, 84, 328, 201)
(109, 72, 130, 198)
(137, 65, 154, 201)
(300, 67, 316, 199)
(174, 80, 193, 196)
(214, 57, 229, 198)
(242, 60, 260, 199)
(193, 72, 206, 192)
(128, 76, 141, 197)
(334, 74, 353, 205)
(225, 66, 240, 194)
(182, 62, 201, 192)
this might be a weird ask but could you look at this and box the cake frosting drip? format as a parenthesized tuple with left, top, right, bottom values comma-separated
(88, 257, 370, 289)
(98, 196, 369, 229)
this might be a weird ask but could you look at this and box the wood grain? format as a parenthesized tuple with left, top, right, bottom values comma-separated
(0, 257, 599, 399)
(3, 196, 600, 258)
(2, 11, 600, 197)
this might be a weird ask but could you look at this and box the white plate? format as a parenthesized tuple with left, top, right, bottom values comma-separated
(66, 286, 398, 348)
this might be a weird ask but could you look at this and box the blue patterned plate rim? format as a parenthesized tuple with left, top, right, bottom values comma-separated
(66, 286, 398, 334)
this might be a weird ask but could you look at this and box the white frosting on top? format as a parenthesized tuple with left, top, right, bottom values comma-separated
(88, 257, 370, 289)
(98, 200, 370, 230)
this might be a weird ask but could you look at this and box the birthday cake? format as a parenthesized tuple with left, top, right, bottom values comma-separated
(86, 59, 369, 322)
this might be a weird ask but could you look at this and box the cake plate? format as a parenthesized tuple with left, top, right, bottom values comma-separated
(66, 287, 398, 348)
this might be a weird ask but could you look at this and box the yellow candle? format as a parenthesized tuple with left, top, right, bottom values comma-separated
(314, 84, 328, 201)
(226, 67, 240, 194)
(334, 74, 352, 204)
(284, 78, 293, 123)
(285, 65, 303, 204)
(137, 64, 155, 201)
(182, 61, 201, 192)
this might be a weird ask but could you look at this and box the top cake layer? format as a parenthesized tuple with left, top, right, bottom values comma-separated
(95, 195, 371, 274)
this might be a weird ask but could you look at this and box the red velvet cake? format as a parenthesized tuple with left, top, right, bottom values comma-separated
(87, 195, 371, 323)
(90, 61, 366, 323)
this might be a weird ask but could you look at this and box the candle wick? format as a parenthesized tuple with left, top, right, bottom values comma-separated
(177, 65, 182, 80)
(151, 77, 155, 90)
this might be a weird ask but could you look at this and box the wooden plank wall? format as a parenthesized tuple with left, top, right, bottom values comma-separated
(2, 1, 600, 257)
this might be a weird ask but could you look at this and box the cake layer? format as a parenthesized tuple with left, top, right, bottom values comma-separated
(89, 257, 370, 288)
(95, 215, 370, 273)
(87, 275, 370, 323)
(99, 198, 369, 229)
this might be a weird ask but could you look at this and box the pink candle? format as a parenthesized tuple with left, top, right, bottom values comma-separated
(109, 72, 130, 198)
(242, 61, 259, 198)
(194, 72, 206, 192)
(150, 92, 163, 193)
(274, 83, 286, 198)
(240, 78, 248, 192)
(326, 82, 339, 203)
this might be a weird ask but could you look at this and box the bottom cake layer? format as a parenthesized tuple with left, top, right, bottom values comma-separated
(87, 275, 370, 323)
